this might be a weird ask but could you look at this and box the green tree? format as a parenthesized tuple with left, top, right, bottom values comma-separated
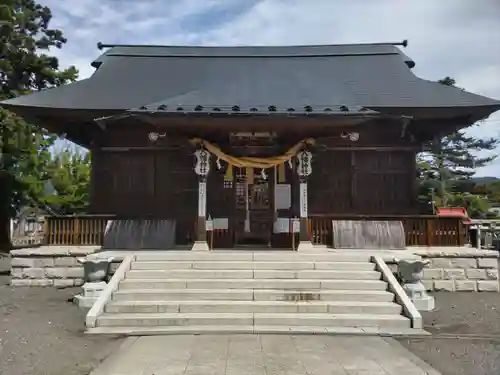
(474, 180, 500, 205)
(447, 193, 491, 219)
(0, 1, 78, 250)
(487, 181, 500, 205)
(42, 149, 91, 214)
(418, 77, 499, 208)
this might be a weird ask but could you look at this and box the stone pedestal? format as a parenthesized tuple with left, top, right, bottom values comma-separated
(73, 281, 107, 309)
(297, 241, 315, 252)
(192, 240, 210, 251)
(398, 259, 435, 312)
(297, 216, 314, 252)
(74, 256, 113, 309)
(403, 282, 435, 311)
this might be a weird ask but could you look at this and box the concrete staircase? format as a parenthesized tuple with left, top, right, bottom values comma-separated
(87, 252, 421, 335)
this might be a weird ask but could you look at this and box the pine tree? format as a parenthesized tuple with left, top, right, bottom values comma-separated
(0, 1, 78, 250)
(418, 77, 499, 208)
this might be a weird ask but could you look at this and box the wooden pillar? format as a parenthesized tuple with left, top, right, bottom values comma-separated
(296, 150, 314, 251)
(299, 180, 310, 241)
(192, 149, 211, 251)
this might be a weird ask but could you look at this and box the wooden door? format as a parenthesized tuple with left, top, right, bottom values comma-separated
(234, 168, 274, 246)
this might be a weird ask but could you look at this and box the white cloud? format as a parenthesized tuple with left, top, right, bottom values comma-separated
(40, 0, 500, 176)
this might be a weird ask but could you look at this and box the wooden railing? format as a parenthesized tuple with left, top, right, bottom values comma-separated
(44, 215, 113, 245)
(10, 217, 45, 247)
(41, 214, 467, 248)
(309, 214, 467, 247)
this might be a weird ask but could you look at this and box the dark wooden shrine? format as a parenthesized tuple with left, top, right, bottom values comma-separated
(3, 41, 499, 249)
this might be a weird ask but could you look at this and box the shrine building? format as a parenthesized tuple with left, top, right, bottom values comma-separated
(2, 41, 500, 251)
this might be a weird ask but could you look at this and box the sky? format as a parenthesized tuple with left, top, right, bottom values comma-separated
(43, 0, 500, 176)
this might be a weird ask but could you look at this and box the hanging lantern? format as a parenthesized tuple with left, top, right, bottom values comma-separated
(194, 149, 211, 176)
(297, 151, 312, 177)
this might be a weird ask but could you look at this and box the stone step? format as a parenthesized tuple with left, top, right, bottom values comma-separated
(135, 252, 373, 263)
(131, 261, 377, 271)
(254, 313, 411, 328)
(112, 289, 395, 302)
(105, 300, 403, 314)
(118, 278, 388, 290)
(125, 269, 381, 280)
(98, 312, 254, 327)
(254, 289, 395, 302)
(86, 325, 430, 336)
(87, 325, 256, 335)
(96, 312, 410, 328)
(126, 269, 254, 279)
(113, 288, 254, 301)
(254, 253, 373, 262)
(135, 253, 254, 262)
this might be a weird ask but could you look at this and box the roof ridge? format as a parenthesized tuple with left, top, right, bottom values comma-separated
(105, 51, 401, 59)
(92, 43, 414, 66)
(97, 40, 408, 50)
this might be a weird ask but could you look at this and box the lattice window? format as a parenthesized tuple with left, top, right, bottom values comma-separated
(235, 181, 246, 209)
(250, 182, 270, 209)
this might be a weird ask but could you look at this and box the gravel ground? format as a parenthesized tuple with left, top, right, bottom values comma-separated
(1, 252, 499, 375)
(399, 292, 500, 375)
(0, 269, 123, 375)
(0, 253, 9, 276)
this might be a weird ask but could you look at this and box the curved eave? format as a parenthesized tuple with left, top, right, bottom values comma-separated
(0, 103, 121, 120)
(0, 105, 113, 148)
(368, 103, 500, 124)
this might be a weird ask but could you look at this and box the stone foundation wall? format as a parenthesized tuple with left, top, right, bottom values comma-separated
(10, 246, 100, 287)
(10, 246, 500, 292)
(417, 250, 500, 292)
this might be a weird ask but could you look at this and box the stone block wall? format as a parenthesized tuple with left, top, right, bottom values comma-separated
(418, 250, 500, 292)
(10, 246, 100, 287)
(10, 246, 500, 293)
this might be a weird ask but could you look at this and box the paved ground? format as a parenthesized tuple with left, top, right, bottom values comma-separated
(90, 334, 440, 375)
(398, 293, 500, 375)
(0, 277, 124, 375)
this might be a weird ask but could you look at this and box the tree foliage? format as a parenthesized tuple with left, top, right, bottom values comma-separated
(42, 149, 91, 214)
(417, 77, 499, 214)
(473, 180, 500, 212)
(0, 0, 78, 250)
(483, 181, 500, 205)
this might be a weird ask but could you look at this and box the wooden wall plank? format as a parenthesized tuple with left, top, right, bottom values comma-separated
(309, 148, 416, 215)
